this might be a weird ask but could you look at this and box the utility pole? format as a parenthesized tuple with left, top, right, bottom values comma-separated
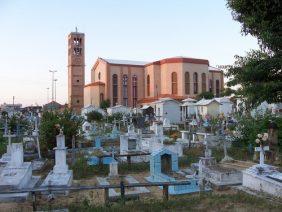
(46, 87, 50, 103)
(49, 70, 57, 102)
(54, 79, 58, 102)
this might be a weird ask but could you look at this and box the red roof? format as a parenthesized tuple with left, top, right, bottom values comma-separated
(145, 57, 209, 67)
(84, 81, 105, 88)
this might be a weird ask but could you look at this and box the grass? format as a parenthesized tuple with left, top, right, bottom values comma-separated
(68, 192, 282, 212)
(119, 162, 149, 174)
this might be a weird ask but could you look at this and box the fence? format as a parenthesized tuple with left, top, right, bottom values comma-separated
(0, 181, 192, 211)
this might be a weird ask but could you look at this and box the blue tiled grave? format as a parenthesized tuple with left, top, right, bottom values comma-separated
(145, 148, 201, 195)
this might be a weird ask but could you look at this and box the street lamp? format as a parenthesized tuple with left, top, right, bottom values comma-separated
(54, 79, 58, 102)
(49, 70, 57, 102)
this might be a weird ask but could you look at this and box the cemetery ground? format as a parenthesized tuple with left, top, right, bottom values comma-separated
(0, 146, 281, 211)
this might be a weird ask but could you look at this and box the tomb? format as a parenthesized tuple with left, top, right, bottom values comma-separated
(97, 175, 150, 198)
(0, 143, 40, 201)
(0, 131, 16, 164)
(120, 123, 148, 162)
(195, 143, 242, 188)
(242, 145, 282, 197)
(146, 148, 201, 195)
(41, 130, 73, 195)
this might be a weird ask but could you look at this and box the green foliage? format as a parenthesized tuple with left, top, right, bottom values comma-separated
(220, 87, 235, 97)
(86, 111, 103, 122)
(232, 112, 282, 149)
(68, 192, 281, 212)
(0, 131, 7, 155)
(225, 0, 282, 107)
(70, 156, 109, 179)
(196, 91, 214, 100)
(7, 114, 30, 134)
(100, 99, 110, 109)
(107, 112, 123, 123)
(39, 109, 83, 152)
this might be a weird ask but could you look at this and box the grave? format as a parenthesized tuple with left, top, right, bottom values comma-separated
(0, 143, 40, 202)
(97, 175, 150, 198)
(146, 148, 201, 195)
(120, 122, 148, 162)
(242, 145, 282, 197)
(0, 131, 16, 164)
(41, 130, 73, 195)
(195, 141, 242, 188)
(30, 119, 47, 171)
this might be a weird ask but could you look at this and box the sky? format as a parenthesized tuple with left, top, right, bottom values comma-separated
(0, 0, 259, 106)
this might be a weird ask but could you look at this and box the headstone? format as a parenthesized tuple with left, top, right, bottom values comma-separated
(109, 161, 118, 177)
(255, 145, 269, 167)
(41, 130, 73, 194)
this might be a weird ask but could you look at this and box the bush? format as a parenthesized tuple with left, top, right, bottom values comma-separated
(86, 111, 103, 122)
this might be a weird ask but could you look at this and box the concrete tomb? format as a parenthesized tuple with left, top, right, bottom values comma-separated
(242, 145, 282, 197)
(146, 148, 201, 195)
(0, 143, 40, 201)
(41, 130, 73, 194)
(0, 131, 16, 163)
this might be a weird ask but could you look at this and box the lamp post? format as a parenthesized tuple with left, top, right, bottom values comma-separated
(46, 87, 50, 103)
(54, 79, 58, 102)
(49, 70, 57, 102)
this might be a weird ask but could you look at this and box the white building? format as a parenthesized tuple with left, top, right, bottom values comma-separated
(107, 105, 131, 115)
(195, 98, 221, 117)
(180, 98, 197, 121)
(214, 97, 233, 116)
(150, 98, 181, 124)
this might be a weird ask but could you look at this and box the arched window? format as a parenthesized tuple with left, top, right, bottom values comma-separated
(122, 75, 128, 106)
(193, 72, 198, 94)
(100, 93, 104, 103)
(112, 74, 118, 106)
(185, 72, 190, 94)
(147, 75, 150, 96)
(171, 72, 177, 95)
(216, 80, 220, 97)
(98, 72, 101, 80)
(132, 75, 138, 107)
(201, 73, 206, 92)
(209, 79, 213, 92)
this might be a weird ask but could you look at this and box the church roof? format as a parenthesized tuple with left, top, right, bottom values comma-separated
(101, 58, 148, 66)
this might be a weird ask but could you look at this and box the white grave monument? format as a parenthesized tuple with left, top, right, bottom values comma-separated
(41, 130, 73, 194)
(109, 161, 118, 177)
(0, 143, 40, 201)
(0, 131, 16, 163)
(242, 144, 282, 197)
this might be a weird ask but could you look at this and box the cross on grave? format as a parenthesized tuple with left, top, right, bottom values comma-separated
(255, 145, 270, 166)
(32, 118, 41, 159)
(3, 130, 17, 155)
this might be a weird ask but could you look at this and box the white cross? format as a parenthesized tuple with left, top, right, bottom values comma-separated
(255, 145, 269, 166)
(3, 130, 16, 155)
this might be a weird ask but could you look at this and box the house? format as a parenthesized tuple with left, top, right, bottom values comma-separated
(214, 97, 233, 116)
(195, 98, 221, 117)
(106, 105, 131, 115)
(180, 98, 197, 121)
(150, 98, 181, 123)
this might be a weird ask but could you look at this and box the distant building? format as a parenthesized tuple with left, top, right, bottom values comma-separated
(43, 101, 67, 111)
(195, 98, 221, 117)
(0, 103, 22, 116)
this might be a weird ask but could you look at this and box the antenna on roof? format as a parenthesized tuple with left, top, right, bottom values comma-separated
(75, 27, 78, 33)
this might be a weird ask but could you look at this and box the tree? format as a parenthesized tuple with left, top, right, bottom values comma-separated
(226, 0, 282, 108)
(100, 99, 110, 110)
(221, 87, 235, 97)
(39, 109, 83, 152)
(196, 91, 214, 100)
(86, 111, 103, 122)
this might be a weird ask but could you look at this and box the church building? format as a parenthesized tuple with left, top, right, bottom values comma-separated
(67, 30, 224, 110)
(84, 57, 224, 108)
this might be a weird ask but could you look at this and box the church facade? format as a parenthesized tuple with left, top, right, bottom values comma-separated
(84, 57, 224, 108)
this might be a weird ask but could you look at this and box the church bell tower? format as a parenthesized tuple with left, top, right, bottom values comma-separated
(68, 28, 85, 112)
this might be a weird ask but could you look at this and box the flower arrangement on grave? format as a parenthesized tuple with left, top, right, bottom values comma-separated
(255, 133, 268, 146)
